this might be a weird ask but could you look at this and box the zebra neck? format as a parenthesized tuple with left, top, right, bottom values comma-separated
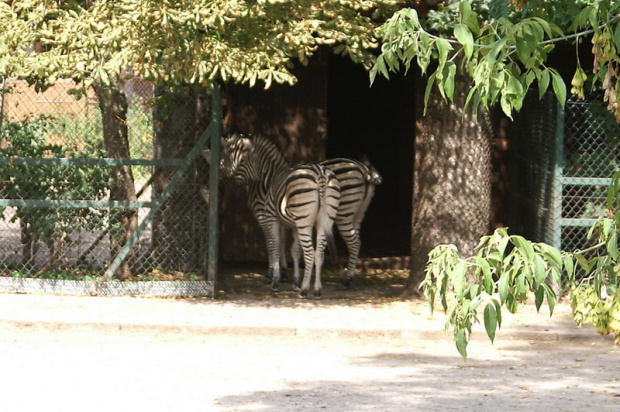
(253, 138, 290, 183)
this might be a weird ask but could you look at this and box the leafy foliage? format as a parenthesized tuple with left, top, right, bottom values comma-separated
(0, 116, 110, 266)
(421, 172, 620, 359)
(0, 0, 399, 89)
(371, 0, 620, 121)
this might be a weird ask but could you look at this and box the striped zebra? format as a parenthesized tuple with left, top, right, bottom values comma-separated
(289, 158, 382, 288)
(217, 133, 340, 298)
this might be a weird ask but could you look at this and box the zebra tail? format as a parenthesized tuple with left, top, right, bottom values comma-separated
(317, 167, 340, 242)
(361, 157, 382, 186)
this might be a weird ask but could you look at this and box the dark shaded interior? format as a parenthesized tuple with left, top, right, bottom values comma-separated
(326, 55, 414, 257)
(221, 54, 415, 265)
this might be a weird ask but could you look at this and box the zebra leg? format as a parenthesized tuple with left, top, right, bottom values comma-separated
(313, 231, 329, 299)
(297, 228, 315, 298)
(337, 224, 361, 289)
(290, 231, 302, 290)
(260, 218, 282, 291)
(278, 225, 288, 282)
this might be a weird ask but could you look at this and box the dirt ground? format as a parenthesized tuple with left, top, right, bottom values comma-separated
(216, 260, 411, 301)
(0, 310, 618, 411)
(1, 263, 619, 411)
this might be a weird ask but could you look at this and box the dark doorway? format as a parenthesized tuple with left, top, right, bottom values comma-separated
(326, 55, 414, 257)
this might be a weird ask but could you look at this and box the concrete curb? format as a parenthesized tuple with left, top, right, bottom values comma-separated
(0, 317, 610, 343)
(0, 292, 613, 344)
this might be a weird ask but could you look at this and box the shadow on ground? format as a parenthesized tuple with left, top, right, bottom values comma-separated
(214, 339, 619, 411)
(216, 259, 410, 303)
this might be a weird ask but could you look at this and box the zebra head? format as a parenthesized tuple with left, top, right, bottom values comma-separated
(220, 133, 259, 185)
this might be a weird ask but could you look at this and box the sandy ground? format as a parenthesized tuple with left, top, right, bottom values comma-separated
(0, 266, 618, 411)
(0, 320, 617, 412)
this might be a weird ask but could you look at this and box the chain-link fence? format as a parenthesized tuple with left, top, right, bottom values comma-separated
(0, 79, 219, 296)
(512, 92, 620, 253)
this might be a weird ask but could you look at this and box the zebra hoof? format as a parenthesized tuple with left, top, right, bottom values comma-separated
(299, 289, 308, 298)
(313, 290, 322, 300)
(339, 276, 352, 290)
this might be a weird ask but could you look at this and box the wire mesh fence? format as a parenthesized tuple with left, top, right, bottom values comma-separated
(0, 79, 217, 296)
(512, 92, 620, 253)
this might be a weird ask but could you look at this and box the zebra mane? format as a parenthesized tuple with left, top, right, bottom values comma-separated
(244, 133, 290, 172)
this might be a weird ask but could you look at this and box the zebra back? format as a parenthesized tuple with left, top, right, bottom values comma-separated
(220, 133, 338, 227)
(320, 157, 381, 225)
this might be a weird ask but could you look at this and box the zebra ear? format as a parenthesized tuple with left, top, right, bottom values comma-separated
(241, 136, 254, 150)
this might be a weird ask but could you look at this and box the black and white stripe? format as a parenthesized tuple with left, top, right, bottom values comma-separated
(320, 158, 381, 287)
(289, 157, 381, 288)
(219, 133, 340, 298)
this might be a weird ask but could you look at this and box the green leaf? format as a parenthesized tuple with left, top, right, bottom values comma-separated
(515, 272, 528, 298)
(450, 260, 468, 298)
(489, 38, 507, 59)
(454, 24, 474, 59)
(455, 328, 468, 361)
(498, 270, 510, 304)
(506, 293, 518, 313)
(435, 38, 453, 66)
(513, 235, 535, 261)
(515, 37, 532, 67)
(484, 303, 498, 343)
(532, 17, 554, 39)
(460, 1, 480, 36)
(533, 254, 547, 285)
(497, 234, 510, 257)
(534, 284, 545, 312)
(423, 72, 437, 116)
(494, 299, 503, 328)
(563, 254, 574, 279)
(538, 243, 562, 267)
(536, 69, 550, 98)
(442, 61, 456, 100)
(459, 1, 472, 24)
(369, 55, 387, 84)
(588, 6, 598, 31)
(607, 232, 619, 260)
(544, 283, 556, 316)
(549, 68, 566, 107)
(574, 7, 591, 30)
(475, 256, 494, 294)
(607, 171, 620, 210)
(574, 253, 591, 272)
(615, 23, 620, 53)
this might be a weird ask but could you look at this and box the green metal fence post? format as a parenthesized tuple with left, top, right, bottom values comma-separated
(207, 83, 221, 294)
(101, 86, 222, 283)
(552, 100, 565, 250)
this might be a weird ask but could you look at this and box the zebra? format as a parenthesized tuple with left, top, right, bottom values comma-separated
(216, 133, 340, 298)
(288, 157, 382, 289)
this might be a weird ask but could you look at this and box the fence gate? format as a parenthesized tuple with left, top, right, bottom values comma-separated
(0, 80, 221, 297)
(512, 92, 620, 252)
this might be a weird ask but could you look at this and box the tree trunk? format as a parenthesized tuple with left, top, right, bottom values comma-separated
(95, 84, 138, 279)
(151, 86, 211, 273)
(405, 69, 493, 297)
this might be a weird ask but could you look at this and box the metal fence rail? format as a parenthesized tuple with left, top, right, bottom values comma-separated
(0, 79, 220, 296)
(512, 92, 620, 253)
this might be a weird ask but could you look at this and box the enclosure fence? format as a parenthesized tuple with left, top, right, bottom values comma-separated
(512, 92, 620, 253)
(0, 79, 220, 296)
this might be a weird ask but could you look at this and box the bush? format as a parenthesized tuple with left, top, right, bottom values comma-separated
(422, 171, 620, 359)
(0, 116, 111, 268)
